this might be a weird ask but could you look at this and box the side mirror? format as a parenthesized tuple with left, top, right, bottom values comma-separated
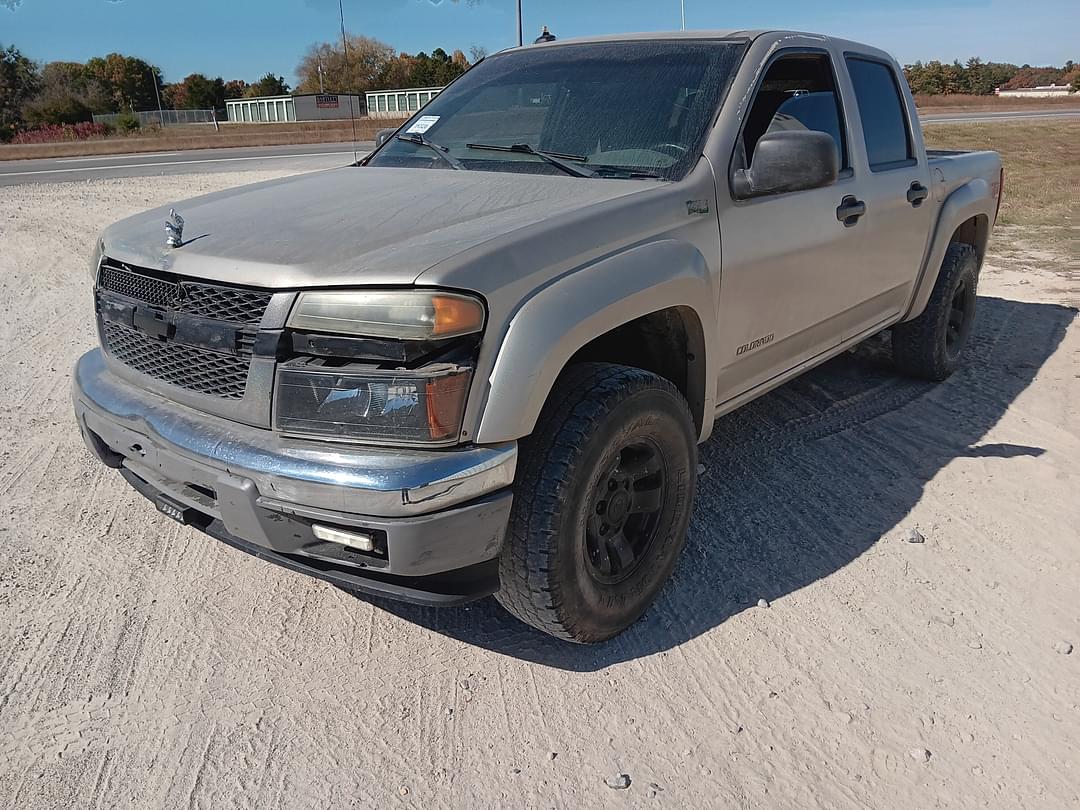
(732, 130, 839, 199)
(375, 128, 397, 148)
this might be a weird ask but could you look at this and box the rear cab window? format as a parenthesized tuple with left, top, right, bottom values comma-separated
(844, 56, 915, 171)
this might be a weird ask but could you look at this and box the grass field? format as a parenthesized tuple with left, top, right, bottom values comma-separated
(924, 119, 1079, 229)
(914, 93, 1080, 111)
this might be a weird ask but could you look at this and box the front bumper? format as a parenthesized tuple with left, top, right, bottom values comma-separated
(72, 349, 517, 606)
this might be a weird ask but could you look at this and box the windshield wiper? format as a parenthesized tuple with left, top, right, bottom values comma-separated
(589, 165, 667, 180)
(465, 142, 596, 178)
(396, 133, 464, 170)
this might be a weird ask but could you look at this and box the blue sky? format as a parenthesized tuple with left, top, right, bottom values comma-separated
(2, 0, 1075, 85)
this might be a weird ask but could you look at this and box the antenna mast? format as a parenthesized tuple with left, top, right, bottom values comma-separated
(338, 0, 360, 165)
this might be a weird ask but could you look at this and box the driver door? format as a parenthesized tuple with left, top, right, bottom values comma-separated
(714, 50, 869, 406)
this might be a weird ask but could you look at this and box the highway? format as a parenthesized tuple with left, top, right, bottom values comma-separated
(0, 107, 1075, 186)
(919, 108, 1080, 125)
(0, 141, 371, 187)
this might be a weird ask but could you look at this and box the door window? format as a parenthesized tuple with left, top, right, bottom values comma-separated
(845, 57, 914, 170)
(739, 52, 848, 173)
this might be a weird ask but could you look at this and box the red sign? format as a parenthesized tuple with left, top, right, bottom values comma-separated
(316, 94, 340, 109)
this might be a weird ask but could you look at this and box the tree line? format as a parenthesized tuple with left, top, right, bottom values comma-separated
(0, 44, 294, 140)
(1, 34, 474, 141)
(904, 58, 1079, 95)
(4, 36, 1076, 142)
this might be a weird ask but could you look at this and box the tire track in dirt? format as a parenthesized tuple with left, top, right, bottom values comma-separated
(2, 179, 1077, 809)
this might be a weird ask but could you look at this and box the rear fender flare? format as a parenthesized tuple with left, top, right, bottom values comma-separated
(904, 178, 994, 321)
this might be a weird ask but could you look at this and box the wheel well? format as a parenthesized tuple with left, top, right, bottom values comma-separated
(566, 307, 707, 435)
(951, 214, 990, 263)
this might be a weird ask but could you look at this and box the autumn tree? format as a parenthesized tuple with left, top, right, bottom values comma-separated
(295, 35, 395, 93)
(163, 73, 226, 109)
(296, 36, 472, 93)
(223, 79, 248, 99)
(21, 61, 111, 125)
(85, 53, 162, 111)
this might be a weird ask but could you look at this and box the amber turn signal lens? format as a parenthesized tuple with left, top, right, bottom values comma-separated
(431, 294, 485, 338)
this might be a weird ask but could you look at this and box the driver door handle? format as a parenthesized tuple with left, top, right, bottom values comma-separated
(907, 182, 930, 207)
(836, 195, 866, 227)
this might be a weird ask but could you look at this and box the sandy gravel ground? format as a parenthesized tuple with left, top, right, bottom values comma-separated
(0, 172, 1077, 809)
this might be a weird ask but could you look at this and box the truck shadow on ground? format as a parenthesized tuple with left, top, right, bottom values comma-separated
(370, 296, 1075, 670)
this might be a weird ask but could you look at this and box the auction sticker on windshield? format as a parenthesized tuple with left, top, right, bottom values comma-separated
(405, 115, 440, 134)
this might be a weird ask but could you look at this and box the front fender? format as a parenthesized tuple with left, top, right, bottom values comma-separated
(474, 240, 717, 445)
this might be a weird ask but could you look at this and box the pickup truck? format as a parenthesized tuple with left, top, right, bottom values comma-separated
(73, 30, 1002, 643)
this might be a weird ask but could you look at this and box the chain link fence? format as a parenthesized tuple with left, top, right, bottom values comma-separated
(92, 109, 220, 127)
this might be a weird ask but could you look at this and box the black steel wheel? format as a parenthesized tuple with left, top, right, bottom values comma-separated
(495, 363, 697, 643)
(893, 241, 980, 381)
(584, 440, 666, 585)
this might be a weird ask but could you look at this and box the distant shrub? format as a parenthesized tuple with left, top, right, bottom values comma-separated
(114, 111, 140, 132)
(11, 122, 110, 144)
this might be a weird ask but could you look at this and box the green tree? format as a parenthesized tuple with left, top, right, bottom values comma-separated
(244, 72, 289, 97)
(0, 43, 39, 140)
(85, 53, 162, 112)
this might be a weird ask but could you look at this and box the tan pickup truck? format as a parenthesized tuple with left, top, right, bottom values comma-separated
(73, 30, 1002, 642)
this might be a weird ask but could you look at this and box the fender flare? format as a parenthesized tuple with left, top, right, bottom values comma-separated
(474, 240, 717, 444)
(903, 178, 993, 321)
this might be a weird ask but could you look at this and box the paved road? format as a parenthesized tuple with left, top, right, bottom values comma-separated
(920, 108, 1080, 125)
(1, 107, 1075, 185)
(0, 141, 372, 187)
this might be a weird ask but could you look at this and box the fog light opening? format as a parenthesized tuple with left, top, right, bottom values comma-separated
(312, 523, 375, 552)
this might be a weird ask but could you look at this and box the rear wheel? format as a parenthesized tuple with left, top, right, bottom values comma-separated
(892, 242, 979, 381)
(495, 363, 697, 643)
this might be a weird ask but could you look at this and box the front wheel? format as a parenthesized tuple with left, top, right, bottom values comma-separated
(495, 363, 697, 643)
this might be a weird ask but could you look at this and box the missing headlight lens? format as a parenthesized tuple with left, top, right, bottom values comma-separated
(274, 360, 472, 444)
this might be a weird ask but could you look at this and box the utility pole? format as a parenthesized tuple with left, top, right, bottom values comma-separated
(517, 0, 523, 47)
(681, 0, 686, 31)
(150, 66, 165, 127)
(318, 59, 325, 94)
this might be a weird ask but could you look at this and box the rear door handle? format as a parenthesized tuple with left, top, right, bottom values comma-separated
(836, 195, 866, 227)
(906, 182, 929, 207)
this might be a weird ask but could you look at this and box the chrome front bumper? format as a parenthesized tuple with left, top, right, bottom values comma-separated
(72, 349, 517, 604)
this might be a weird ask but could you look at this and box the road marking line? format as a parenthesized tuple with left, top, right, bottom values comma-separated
(0, 150, 365, 178)
(56, 152, 181, 163)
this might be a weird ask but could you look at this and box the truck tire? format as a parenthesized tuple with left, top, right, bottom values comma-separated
(495, 363, 697, 643)
(892, 242, 979, 381)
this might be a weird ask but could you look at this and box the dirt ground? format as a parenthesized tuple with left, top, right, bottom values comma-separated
(0, 169, 1077, 809)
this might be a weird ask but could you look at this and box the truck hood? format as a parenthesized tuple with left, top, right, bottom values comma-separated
(102, 166, 650, 289)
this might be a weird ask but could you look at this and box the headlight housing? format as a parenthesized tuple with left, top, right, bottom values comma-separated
(275, 359, 472, 445)
(287, 290, 485, 341)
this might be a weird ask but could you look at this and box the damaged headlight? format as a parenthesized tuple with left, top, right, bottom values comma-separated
(274, 359, 472, 445)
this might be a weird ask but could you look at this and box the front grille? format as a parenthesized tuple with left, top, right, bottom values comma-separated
(99, 261, 272, 325)
(102, 321, 250, 399)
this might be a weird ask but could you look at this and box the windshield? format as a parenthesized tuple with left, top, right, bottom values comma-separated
(367, 40, 746, 180)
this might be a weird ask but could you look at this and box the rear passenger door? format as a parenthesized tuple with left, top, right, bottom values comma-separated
(839, 55, 934, 338)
